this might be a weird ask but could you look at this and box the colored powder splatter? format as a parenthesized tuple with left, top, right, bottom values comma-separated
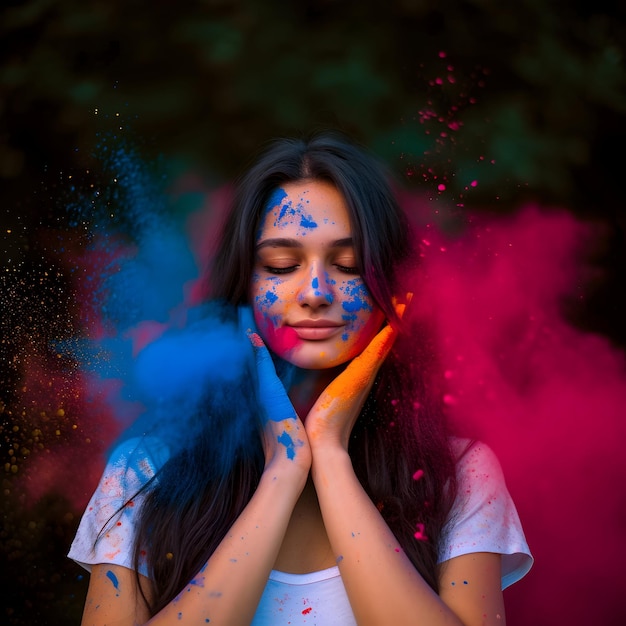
(407, 204, 626, 625)
(277, 430, 296, 460)
(312, 324, 397, 425)
(266, 188, 288, 211)
(3, 127, 625, 626)
(259, 320, 300, 355)
(268, 190, 318, 235)
(413, 523, 428, 541)
(300, 215, 318, 230)
(341, 280, 373, 313)
(106, 569, 119, 589)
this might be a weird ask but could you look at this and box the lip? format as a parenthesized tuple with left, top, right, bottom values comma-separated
(288, 320, 344, 341)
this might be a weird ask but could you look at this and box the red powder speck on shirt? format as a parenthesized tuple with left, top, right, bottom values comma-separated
(302, 607, 312, 615)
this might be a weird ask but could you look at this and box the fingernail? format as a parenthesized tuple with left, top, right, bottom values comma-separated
(247, 330, 264, 347)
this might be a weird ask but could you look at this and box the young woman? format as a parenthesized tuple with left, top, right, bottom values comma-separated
(68, 131, 532, 625)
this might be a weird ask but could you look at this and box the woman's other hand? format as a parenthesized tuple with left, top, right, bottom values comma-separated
(240, 306, 312, 475)
(305, 297, 409, 452)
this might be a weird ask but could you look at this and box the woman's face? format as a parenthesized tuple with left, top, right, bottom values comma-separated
(250, 179, 385, 369)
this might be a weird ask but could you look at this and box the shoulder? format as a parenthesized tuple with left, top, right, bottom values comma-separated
(78, 435, 171, 529)
(447, 437, 513, 522)
(441, 437, 534, 589)
(451, 438, 506, 488)
(84, 435, 171, 518)
(68, 435, 170, 576)
(104, 435, 171, 483)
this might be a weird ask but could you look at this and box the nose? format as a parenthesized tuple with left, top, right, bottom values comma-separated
(298, 264, 334, 309)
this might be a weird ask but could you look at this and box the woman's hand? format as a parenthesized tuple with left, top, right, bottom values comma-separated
(239, 307, 312, 474)
(304, 296, 409, 452)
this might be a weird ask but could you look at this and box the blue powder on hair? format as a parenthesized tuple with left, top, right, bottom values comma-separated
(266, 188, 288, 211)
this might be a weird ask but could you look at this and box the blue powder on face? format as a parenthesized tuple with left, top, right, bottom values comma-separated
(263, 290, 278, 305)
(299, 214, 318, 229)
(341, 280, 373, 313)
(342, 295, 372, 313)
(342, 299, 368, 313)
(266, 188, 288, 210)
(277, 199, 294, 224)
(270, 194, 317, 232)
(257, 188, 289, 239)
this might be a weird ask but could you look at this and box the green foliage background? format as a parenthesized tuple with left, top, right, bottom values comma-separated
(3, 0, 626, 339)
(1, 1, 625, 624)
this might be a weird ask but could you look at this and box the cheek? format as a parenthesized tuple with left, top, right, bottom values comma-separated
(339, 279, 375, 330)
(252, 278, 280, 319)
(258, 322, 300, 355)
(337, 279, 383, 352)
(251, 276, 299, 354)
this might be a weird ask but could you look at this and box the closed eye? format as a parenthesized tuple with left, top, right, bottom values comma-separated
(263, 265, 299, 275)
(335, 264, 359, 274)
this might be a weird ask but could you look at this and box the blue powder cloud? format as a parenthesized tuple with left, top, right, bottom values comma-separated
(133, 320, 250, 407)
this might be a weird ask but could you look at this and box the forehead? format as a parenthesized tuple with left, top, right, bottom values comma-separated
(257, 180, 351, 239)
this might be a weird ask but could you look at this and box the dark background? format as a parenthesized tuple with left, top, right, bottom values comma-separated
(1, 1, 625, 624)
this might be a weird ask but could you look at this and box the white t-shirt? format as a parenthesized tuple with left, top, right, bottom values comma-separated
(68, 437, 533, 624)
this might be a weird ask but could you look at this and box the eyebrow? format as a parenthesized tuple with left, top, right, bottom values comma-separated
(255, 237, 354, 251)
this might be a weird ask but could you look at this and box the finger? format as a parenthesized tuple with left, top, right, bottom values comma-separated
(345, 324, 397, 386)
(391, 291, 413, 324)
(247, 331, 297, 423)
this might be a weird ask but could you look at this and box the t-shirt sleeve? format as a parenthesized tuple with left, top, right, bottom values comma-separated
(67, 436, 169, 578)
(438, 440, 533, 590)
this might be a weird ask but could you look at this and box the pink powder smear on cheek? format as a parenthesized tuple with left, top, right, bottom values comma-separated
(262, 322, 300, 354)
(409, 203, 626, 626)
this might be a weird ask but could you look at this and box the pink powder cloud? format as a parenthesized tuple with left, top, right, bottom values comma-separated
(414, 205, 626, 625)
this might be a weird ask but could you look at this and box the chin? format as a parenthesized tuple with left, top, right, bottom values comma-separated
(280, 345, 357, 370)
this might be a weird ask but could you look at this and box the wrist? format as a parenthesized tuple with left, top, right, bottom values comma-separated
(262, 454, 310, 494)
(307, 427, 350, 455)
(310, 445, 352, 483)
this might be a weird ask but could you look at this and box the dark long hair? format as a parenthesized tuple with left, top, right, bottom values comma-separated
(132, 130, 457, 614)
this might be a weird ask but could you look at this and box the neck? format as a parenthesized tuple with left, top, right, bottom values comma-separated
(287, 365, 345, 417)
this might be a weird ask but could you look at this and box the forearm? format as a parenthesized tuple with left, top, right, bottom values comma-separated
(147, 464, 306, 626)
(311, 447, 464, 626)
